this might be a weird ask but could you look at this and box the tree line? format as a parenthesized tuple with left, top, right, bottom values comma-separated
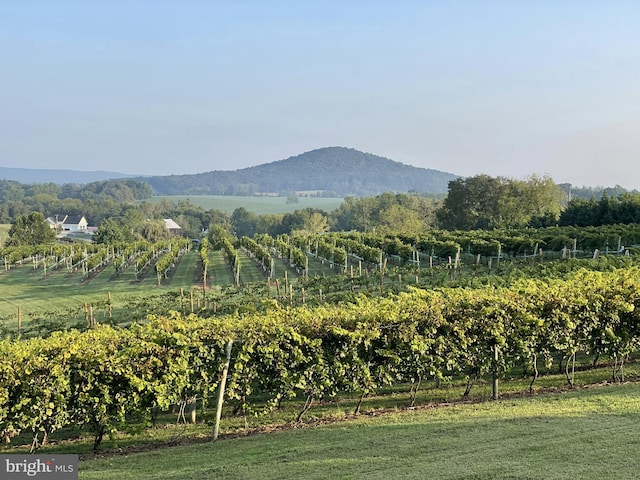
(5, 174, 640, 249)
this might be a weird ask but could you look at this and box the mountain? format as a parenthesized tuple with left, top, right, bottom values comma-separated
(139, 147, 459, 196)
(0, 167, 132, 184)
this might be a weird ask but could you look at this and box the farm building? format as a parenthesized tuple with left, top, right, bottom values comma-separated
(163, 218, 182, 236)
(46, 214, 89, 232)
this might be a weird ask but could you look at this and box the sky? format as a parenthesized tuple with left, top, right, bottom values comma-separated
(2, 1, 640, 189)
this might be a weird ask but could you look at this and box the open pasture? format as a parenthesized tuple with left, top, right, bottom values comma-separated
(147, 195, 345, 214)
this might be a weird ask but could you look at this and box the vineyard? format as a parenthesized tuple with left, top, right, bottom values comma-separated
(2, 223, 640, 334)
(2, 224, 640, 453)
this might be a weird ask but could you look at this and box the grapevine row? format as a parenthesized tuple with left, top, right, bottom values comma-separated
(3, 267, 640, 451)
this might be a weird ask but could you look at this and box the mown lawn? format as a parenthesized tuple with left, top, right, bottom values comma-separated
(78, 381, 640, 480)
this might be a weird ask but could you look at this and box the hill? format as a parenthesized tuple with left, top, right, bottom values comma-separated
(0, 167, 133, 184)
(138, 147, 459, 196)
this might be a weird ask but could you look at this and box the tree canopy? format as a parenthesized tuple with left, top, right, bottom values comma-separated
(436, 175, 564, 230)
(7, 212, 56, 246)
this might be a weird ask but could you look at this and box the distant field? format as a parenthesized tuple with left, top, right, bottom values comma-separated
(147, 195, 345, 214)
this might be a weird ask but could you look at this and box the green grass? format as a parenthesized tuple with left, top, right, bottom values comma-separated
(208, 250, 235, 286)
(236, 250, 268, 284)
(168, 249, 199, 289)
(0, 259, 186, 329)
(147, 195, 345, 215)
(77, 382, 640, 479)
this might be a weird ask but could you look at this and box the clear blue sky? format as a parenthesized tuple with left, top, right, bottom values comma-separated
(2, 1, 640, 188)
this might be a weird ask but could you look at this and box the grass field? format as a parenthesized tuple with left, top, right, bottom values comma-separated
(77, 381, 640, 479)
(0, 250, 222, 328)
(147, 195, 345, 214)
(0, 249, 340, 330)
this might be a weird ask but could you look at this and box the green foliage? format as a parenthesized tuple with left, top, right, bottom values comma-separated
(93, 218, 129, 244)
(7, 212, 56, 247)
(437, 174, 563, 230)
(560, 192, 640, 226)
(5, 266, 640, 451)
(333, 193, 440, 233)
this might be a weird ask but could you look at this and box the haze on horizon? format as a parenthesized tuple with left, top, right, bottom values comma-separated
(2, 1, 640, 189)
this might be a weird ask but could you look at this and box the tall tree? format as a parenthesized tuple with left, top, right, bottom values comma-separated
(231, 208, 258, 238)
(7, 212, 56, 246)
(93, 218, 128, 244)
(437, 175, 563, 230)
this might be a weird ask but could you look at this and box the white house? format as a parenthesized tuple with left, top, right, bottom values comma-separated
(46, 214, 89, 232)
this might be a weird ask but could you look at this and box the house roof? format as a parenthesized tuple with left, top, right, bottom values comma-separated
(45, 214, 86, 225)
(163, 218, 182, 230)
(62, 215, 86, 225)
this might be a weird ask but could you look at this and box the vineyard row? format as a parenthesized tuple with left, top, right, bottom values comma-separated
(2, 267, 640, 450)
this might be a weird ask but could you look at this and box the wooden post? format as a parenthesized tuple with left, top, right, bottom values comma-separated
(213, 339, 234, 441)
(190, 291, 194, 313)
(188, 396, 197, 424)
(492, 344, 499, 400)
(17, 307, 21, 336)
(108, 292, 112, 318)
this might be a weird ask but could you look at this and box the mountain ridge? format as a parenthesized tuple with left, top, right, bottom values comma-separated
(0, 147, 460, 196)
(137, 147, 460, 196)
